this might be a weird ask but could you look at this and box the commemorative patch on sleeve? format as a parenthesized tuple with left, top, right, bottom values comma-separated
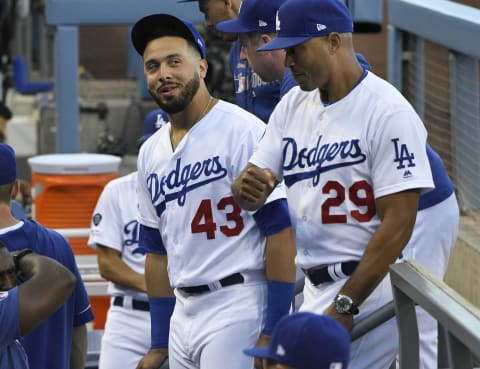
(93, 213, 102, 226)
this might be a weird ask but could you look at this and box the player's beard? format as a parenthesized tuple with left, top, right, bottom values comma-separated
(150, 72, 201, 115)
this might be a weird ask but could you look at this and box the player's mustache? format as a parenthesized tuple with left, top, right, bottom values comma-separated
(156, 82, 181, 93)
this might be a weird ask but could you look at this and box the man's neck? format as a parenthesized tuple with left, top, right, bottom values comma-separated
(0, 204, 20, 229)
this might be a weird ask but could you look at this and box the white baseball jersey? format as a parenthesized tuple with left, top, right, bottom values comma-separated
(88, 172, 147, 300)
(137, 100, 285, 288)
(250, 71, 434, 269)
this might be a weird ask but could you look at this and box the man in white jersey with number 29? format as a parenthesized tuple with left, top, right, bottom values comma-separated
(131, 13, 296, 369)
(232, 1, 436, 368)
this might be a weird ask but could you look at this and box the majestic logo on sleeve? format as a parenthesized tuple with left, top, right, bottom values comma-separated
(391, 138, 415, 178)
(282, 136, 366, 187)
(147, 156, 228, 216)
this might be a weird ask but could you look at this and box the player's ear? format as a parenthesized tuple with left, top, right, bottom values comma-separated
(199, 58, 208, 79)
(10, 180, 19, 200)
(327, 33, 342, 54)
(260, 33, 273, 45)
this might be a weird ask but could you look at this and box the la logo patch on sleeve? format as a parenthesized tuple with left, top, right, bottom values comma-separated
(93, 213, 102, 226)
(391, 138, 415, 170)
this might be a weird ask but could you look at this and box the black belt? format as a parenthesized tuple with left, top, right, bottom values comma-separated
(303, 261, 359, 286)
(113, 296, 150, 311)
(179, 273, 245, 295)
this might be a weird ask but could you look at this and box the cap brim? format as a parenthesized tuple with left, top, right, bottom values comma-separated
(216, 19, 253, 34)
(257, 36, 312, 51)
(243, 347, 272, 360)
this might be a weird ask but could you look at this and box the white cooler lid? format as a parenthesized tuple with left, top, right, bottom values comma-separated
(28, 153, 122, 175)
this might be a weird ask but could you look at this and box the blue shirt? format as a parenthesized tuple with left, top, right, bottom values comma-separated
(0, 287, 29, 369)
(0, 221, 94, 369)
(10, 200, 26, 220)
(418, 144, 454, 210)
(229, 41, 281, 123)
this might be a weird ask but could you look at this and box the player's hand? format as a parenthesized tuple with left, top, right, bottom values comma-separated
(324, 303, 354, 332)
(135, 348, 168, 369)
(253, 332, 271, 369)
(232, 164, 277, 211)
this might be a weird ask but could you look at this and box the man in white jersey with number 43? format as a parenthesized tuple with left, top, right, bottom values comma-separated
(131, 13, 296, 369)
(232, 0, 440, 368)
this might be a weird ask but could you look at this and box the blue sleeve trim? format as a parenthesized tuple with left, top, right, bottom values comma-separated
(419, 145, 454, 210)
(253, 199, 291, 236)
(150, 297, 176, 349)
(263, 280, 295, 335)
(139, 225, 166, 254)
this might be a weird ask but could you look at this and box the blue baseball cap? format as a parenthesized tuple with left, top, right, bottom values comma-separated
(131, 13, 207, 59)
(137, 109, 169, 143)
(258, 0, 354, 52)
(176, 0, 197, 2)
(216, 0, 286, 34)
(0, 144, 17, 185)
(244, 312, 350, 369)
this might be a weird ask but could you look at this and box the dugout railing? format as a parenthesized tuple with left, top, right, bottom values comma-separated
(296, 260, 480, 369)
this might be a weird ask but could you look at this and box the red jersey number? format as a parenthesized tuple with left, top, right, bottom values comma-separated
(191, 196, 244, 239)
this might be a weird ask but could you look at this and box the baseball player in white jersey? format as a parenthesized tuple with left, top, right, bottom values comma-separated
(87, 108, 168, 369)
(130, 14, 296, 369)
(232, 1, 438, 368)
(221, 0, 459, 366)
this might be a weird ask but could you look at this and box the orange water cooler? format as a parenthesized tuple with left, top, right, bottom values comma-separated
(28, 153, 122, 330)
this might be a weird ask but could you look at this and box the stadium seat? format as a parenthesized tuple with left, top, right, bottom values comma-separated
(12, 56, 53, 95)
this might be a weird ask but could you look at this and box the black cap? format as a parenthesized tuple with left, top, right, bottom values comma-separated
(131, 13, 207, 58)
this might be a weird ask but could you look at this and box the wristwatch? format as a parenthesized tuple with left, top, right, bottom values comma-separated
(334, 294, 359, 315)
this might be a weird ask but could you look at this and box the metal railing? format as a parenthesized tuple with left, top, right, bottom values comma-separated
(390, 261, 480, 369)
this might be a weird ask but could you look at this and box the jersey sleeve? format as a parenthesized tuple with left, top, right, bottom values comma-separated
(137, 145, 162, 229)
(253, 198, 291, 236)
(87, 180, 123, 251)
(248, 95, 290, 180)
(370, 109, 434, 198)
(0, 287, 20, 344)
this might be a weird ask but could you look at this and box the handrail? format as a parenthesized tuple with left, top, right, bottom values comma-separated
(390, 261, 480, 369)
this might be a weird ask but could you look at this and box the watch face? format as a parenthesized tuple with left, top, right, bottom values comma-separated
(335, 295, 353, 314)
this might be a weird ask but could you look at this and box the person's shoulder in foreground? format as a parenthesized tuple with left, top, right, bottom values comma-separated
(244, 312, 350, 369)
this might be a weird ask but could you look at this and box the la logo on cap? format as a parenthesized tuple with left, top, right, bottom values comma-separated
(155, 114, 167, 128)
(275, 11, 281, 31)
